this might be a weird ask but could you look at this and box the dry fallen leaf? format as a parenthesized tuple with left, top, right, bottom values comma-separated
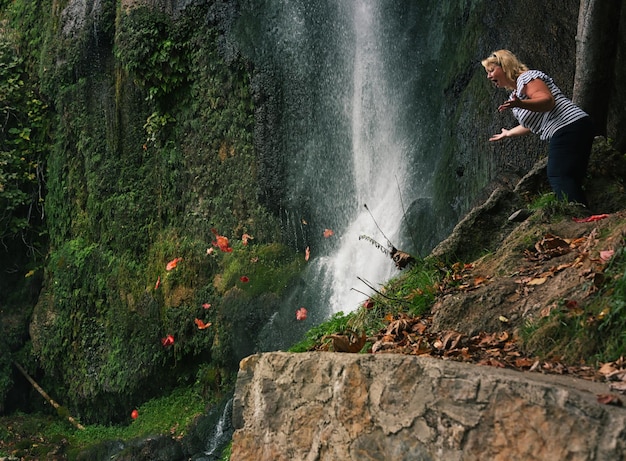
(597, 394, 623, 406)
(609, 382, 626, 393)
(598, 362, 617, 376)
(600, 250, 615, 261)
(329, 332, 366, 353)
(514, 357, 536, 368)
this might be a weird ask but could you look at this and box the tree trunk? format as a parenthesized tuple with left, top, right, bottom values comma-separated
(573, 0, 622, 136)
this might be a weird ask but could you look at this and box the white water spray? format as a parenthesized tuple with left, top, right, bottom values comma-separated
(317, 1, 413, 312)
(237, 0, 428, 326)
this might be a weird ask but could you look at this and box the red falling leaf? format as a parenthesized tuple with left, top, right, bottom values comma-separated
(155, 276, 161, 290)
(323, 229, 334, 238)
(131, 409, 139, 420)
(305, 246, 311, 261)
(202, 303, 211, 309)
(161, 334, 174, 347)
(572, 214, 610, 223)
(194, 318, 212, 330)
(242, 233, 253, 245)
(240, 276, 250, 283)
(296, 307, 308, 321)
(166, 257, 183, 271)
(211, 228, 233, 252)
(363, 298, 375, 310)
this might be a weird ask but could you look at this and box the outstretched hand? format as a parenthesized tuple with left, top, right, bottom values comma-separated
(489, 128, 510, 142)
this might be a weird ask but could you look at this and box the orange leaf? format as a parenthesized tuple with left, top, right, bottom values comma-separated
(242, 233, 253, 245)
(305, 246, 310, 261)
(166, 257, 183, 271)
(194, 318, 212, 330)
(155, 276, 161, 290)
(527, 277, 547, 286)
(598, 362, 618, 376)
(473, 276, 488, 286)
(323, 229, 334, 238)
(514, 357, 536, 368)
(211, 228, 233, 252)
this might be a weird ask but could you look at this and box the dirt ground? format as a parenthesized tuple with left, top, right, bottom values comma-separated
(432, 210, 626, 337)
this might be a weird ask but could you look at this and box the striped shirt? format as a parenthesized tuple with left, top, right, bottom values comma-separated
(511, 70, 588, 140)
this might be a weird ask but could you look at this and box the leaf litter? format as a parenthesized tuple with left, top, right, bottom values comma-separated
(311, 211, 626, 406)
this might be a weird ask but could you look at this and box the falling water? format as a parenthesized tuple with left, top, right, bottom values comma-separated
(323, 1, 414, 311)
(235, 1, 433, 348)
(203, 398, 233, 459)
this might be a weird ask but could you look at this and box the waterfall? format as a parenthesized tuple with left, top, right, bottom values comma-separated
(204, 397, 233, 459)
(324, 1, 413, 311)
(236, 0, 432, 347)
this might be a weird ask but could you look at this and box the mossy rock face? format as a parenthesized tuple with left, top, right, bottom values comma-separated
(214, 242, 305, 297)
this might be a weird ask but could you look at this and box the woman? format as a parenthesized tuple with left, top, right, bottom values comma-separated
(482, 49, 594, 205)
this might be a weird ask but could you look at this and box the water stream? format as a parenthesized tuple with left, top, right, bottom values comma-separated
(236, 1, 432, 348)
(203, 397, 233, 460)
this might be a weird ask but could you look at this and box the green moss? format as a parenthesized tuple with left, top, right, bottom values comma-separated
(216, 242, 305, 297)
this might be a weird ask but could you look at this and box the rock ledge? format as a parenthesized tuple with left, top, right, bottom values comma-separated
(232, 351, 626, 461)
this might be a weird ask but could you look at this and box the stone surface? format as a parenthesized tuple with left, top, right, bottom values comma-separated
(232, 352, 626, 461)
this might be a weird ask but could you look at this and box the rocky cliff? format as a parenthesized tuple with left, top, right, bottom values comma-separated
(232, 351, 626, 461)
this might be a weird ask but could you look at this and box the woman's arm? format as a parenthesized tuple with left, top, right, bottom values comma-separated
(498, 79, 555, 113)
(489, 125, 531, 142)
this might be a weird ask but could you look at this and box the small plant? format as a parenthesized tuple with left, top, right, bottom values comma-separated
(289, 311, 354, 352)
(289, 259, 441, 353)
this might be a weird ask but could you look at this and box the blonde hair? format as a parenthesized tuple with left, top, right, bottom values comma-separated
(481, 49, 528, 87)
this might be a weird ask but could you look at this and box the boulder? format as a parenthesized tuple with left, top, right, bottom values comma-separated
(232, 351, 626, 461)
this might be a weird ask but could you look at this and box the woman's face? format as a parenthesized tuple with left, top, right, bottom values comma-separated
(485, 64, 512, 89)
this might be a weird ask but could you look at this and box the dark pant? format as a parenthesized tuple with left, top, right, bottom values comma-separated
(547, 116, 594, 205)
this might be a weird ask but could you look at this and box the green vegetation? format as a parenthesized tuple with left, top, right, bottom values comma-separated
(0, 385, 233, 460)
(1, 0, 625, 459)
(290, 259, 439, 353)
(0, 9, 50, 411)
(1, 0, 289, 428)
